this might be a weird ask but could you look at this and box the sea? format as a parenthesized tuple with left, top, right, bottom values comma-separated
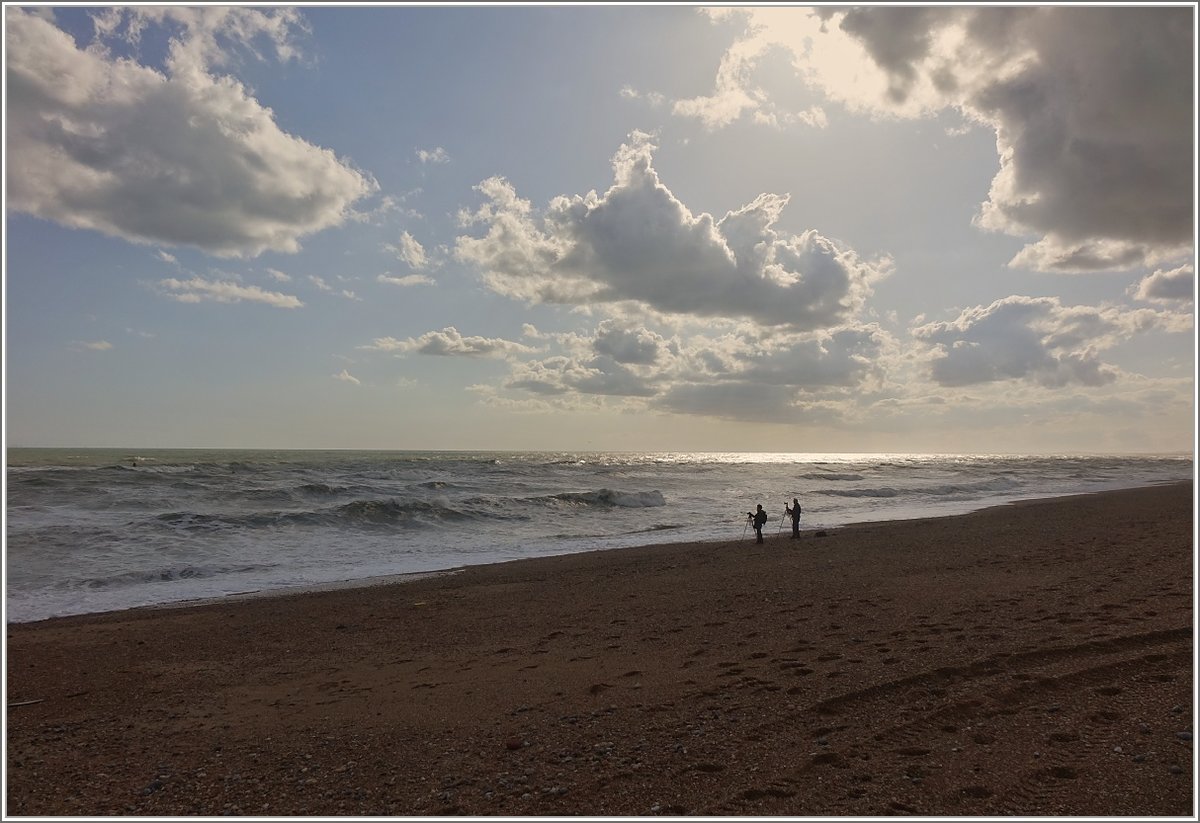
(4, 449, 1193, 623)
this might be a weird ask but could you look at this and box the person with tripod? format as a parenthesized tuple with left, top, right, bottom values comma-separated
(750, 504, 768, 544)
(785, 498, 802, 538)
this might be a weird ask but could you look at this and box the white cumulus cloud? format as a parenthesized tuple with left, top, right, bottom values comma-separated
(5, 8, 375, 258)
(455, 132, 889, 330)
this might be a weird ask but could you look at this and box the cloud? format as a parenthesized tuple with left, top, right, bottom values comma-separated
(386, 231, 429, 269)
(377, 273, 435, 287)
(72, 340, 113, 351)
(505, 355, 657, 398)
(266, 268, 292, 282)
(455, 132, 889, 330)
(306, 275, 360, 300)
(158, 276, 303, 308)
(5, 8, 375, 258)
(592, 319, 665, 365)
(333, 369, 360, 385)
(1130, 264, 1195, 305)
(655, 382, 810, 425)
(359, 327, 537, 358)
(911, 295, 1190, 388)
(620, 86, 666, 107)
(416, 147, 450, 164)
(480, 317, 895, 423)
(682, 7, 1193, 271)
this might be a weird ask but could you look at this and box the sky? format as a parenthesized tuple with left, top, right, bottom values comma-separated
(3, 4, 1196, 454)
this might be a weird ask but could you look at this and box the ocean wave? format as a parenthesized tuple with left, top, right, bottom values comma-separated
(72, 562, 278, 591)
(333, 498, 473, 525)
(297, 482, 350, 495)
(546, 489, 666, 508)
(813, 477, 1022, 499)
(814, 486, 901, 498)
(414, 480, 465, 490)
(798, 472, 864, 481)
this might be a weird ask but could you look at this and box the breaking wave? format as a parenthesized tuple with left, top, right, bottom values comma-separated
(546, 489, 666, 508)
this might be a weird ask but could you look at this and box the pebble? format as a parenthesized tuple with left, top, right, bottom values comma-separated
(1169, 765, 1184, 775)
(1175, 731, 1192, 742)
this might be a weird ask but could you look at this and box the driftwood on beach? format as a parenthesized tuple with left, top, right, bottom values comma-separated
(5, 482, 1193, 816)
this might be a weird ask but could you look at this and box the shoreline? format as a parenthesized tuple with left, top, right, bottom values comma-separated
(10, 480, 1193, 627)
(5, 481, 1194, 815)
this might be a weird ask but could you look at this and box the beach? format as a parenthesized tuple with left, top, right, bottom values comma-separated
(5, 482, 1194, 816)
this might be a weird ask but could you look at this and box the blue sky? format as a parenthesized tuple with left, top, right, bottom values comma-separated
(4, 4, 1195, 453)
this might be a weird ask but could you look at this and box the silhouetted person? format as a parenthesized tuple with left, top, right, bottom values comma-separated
(786, 498, 802, 538)
(752, 504, 768, 544)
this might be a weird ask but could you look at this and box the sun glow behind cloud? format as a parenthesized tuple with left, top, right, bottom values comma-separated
(680, 6, 1195, 274)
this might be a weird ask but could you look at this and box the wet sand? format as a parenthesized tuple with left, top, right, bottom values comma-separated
(5, 482, 1194, 816)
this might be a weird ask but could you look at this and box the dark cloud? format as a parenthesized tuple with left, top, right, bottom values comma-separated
(689, 7, 1194, 271)
(837, 7, 951, 104)
(731, 327, 885, 388)
(969, 8, 1193, 267)
(1130, 264, 1195, 304)
(911, 295, 1188, 388)
(592, 320, 664, 365)
(857, 6, 1193, 269)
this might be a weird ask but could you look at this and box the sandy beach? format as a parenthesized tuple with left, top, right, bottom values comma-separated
(5, 482, 1194, 817)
